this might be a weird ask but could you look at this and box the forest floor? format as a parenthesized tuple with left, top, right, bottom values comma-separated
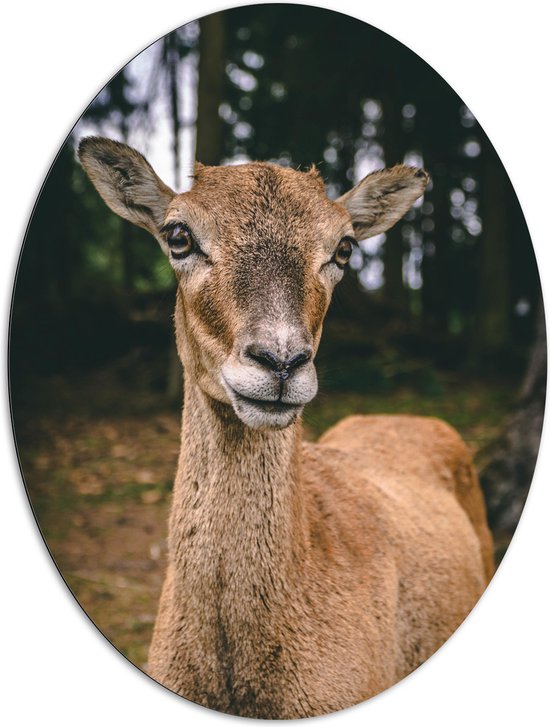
(12, 355, 516, 674)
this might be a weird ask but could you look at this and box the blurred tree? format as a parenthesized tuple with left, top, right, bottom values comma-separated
(415, 86, 462, 333)
(15, 145, 79, 313)
(162, 32, 184, 189)
(158, 25, 199, 187)
(85, 71, 150, 138)
(472, 138, 512, 358)
(379, 69, 409, 313)
(196, 12, 226, 165)
(479, 299, 546, 535)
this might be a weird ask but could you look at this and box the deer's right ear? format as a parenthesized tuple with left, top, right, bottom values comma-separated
(77, 136, 175, 252)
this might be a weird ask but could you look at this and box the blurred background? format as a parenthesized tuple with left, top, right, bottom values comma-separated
(10, 5, 545, 670)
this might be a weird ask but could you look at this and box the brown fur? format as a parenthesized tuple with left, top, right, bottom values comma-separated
(78, 137, 494, 719)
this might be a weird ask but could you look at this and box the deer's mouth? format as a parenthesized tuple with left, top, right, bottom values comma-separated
(233, 391, 302, 413)
(220, 353, 318, 430)
(221, 379, 304, 430)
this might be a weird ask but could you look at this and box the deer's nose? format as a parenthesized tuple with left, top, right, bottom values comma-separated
(245, 344, 312, 381)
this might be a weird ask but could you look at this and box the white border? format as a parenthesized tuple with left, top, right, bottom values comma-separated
(2, 2, 549, 725)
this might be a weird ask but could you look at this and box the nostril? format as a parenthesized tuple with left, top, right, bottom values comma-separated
(245, 345, 312, 377)
(246, 347, 282, 372)
(286, 350, 312, 372)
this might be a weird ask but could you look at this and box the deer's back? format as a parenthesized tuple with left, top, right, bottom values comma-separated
(299, 414, 493, 684)
(316, 413, 493, 580)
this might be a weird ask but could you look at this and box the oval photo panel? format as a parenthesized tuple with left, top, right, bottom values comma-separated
(10, 4, 544, 719)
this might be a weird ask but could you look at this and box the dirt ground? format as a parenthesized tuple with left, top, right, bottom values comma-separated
(13, 362, 515, 671)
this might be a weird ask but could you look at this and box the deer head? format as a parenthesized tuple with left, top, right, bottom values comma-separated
(78, 137, 428, 430)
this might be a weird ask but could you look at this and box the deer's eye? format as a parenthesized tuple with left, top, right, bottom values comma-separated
(165, 224, 195, 259)
(333, 237, 354, 268)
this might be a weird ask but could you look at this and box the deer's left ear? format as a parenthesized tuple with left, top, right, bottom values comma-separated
(336, 165, 429, 240)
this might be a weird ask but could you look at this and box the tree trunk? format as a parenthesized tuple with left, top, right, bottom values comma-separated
(196, 13, 226, 165)
(420, 160, 451, 333)
(478, 299, 546, 539)
(167, 36, 182, 189)
(472, 148, 511, 357)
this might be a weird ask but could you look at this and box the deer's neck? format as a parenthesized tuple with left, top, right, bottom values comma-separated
(169, 380, 309, 613)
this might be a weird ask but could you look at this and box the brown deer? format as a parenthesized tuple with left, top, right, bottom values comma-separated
(78, 136, 494, 719)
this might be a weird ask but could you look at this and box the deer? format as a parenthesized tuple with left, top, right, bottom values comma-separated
(78, 136, 494, 719)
